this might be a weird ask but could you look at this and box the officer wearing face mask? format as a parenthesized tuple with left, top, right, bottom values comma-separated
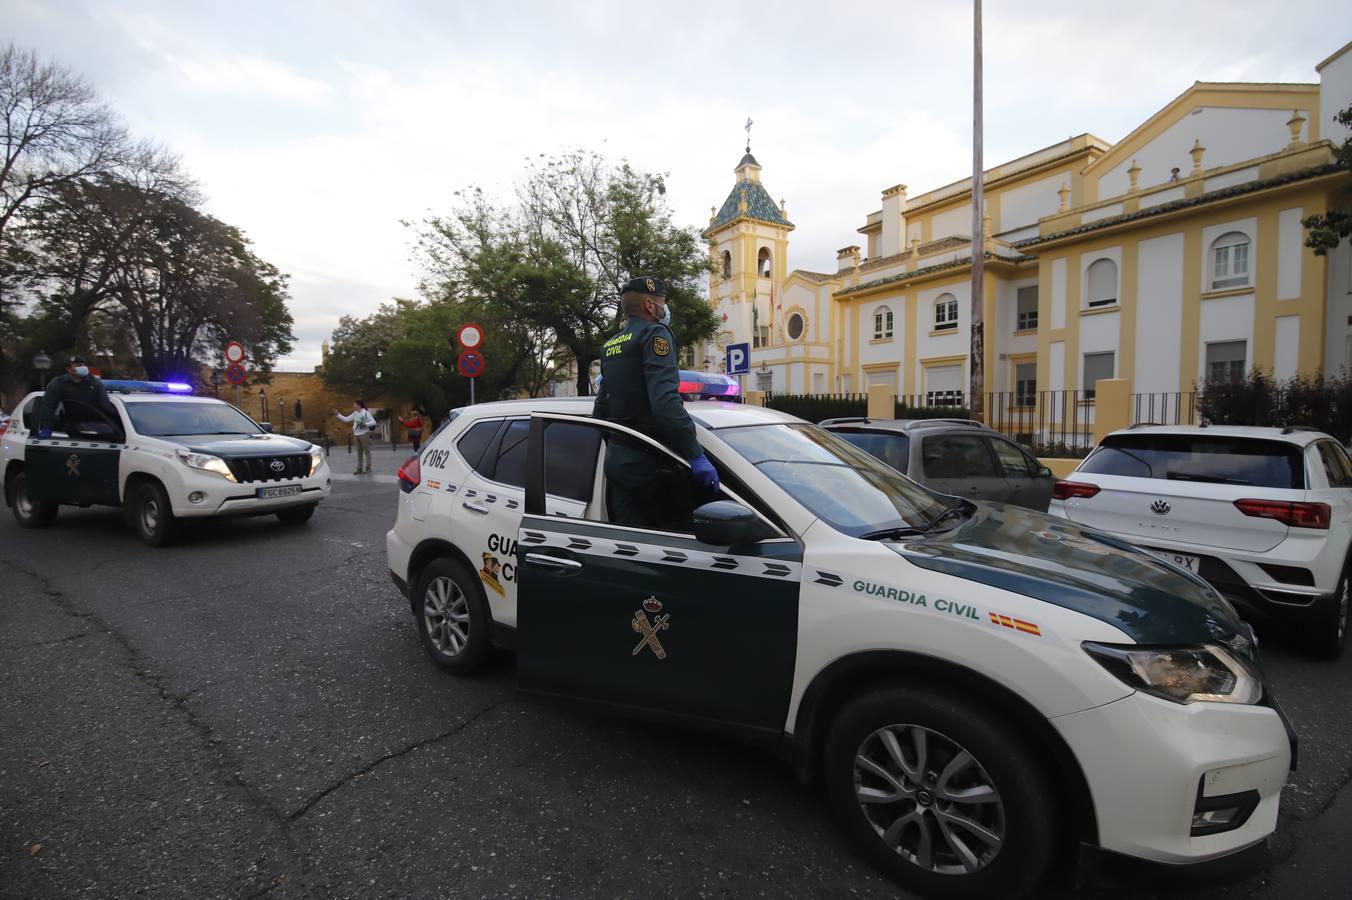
(594, 276, 720, 529)
(37, 355, 116, 440)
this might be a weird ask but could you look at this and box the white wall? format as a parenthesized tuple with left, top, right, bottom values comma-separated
(1079, 308, 1119, 357)
(930, 205, 970, 241)
(1048, 341, 1066, 391)
(1198, 293, 1256, 381)
(999, 173, 1064, 233)
(1204, 166, 1259, 192)
(997, 278, 1038, 392)
(1140, 185, 1186, 209)
(1098, 107, 1310, 197)
(1275, 316, 1301, 380)
(1134, 233, 1185, 394)
(859, 298, 903, 368)
(1050, 258, 1067, 329)
(913, 283, 969, 392)
(1277, 207, 1304, 301)
(1320, 46, 1352, 143)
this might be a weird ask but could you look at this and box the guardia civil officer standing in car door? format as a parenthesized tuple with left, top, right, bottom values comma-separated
(593, 276, 719, 528)
(37, 356, 117, 438)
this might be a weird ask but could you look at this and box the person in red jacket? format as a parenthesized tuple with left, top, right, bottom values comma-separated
(398, 408, 424, 453)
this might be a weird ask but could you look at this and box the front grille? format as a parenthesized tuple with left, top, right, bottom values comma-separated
(225, 454, 310, 483)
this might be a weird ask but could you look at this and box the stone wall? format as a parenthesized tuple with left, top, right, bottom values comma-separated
(217, 370, 413, 442)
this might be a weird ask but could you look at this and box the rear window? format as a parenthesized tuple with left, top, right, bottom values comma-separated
(1080, 434, 1305, 489)
(832, 431, 909, 474)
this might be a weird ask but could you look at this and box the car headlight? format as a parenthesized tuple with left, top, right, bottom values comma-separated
(1082, 642, 1261, 705)
(176, 450, 237, 482)
(309, 446, 324, 476)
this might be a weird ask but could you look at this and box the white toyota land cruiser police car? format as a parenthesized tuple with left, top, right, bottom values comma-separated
(387, 399, 1295, 899)
(3, 381, 330, 546)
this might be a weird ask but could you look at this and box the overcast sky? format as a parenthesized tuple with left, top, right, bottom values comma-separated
(5, 0, 1348, 369)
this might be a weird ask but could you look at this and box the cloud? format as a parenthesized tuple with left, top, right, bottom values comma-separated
(172, 54, 332, 103)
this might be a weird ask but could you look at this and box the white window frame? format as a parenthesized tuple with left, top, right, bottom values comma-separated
(1205, 340, 1247, 384)
(934, 293, 958, 331)
(873, 305, 894, 339)
(752, 325, 770, 349)
(1016, 285, 1038, 330)
(1086, 258, 1118, 308)
(1210, 232, 1252, 291)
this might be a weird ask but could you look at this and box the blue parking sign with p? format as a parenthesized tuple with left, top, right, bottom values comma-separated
(726, 342, 750, 376)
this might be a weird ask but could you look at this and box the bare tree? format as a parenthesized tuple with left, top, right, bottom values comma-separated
(0, 43, 131, 238)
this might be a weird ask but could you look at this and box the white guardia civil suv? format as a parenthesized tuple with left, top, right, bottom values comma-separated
(387, 399, 1295, 898)
(1051, 425, 1351, 659)
(3, 381, 330, 546)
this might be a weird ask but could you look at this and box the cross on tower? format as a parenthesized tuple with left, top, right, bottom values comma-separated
(745, 116, 753, 153)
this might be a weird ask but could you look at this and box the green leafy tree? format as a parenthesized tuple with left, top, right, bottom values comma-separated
(413, 150, 716, 396)
(1303, 105, 1352, 255)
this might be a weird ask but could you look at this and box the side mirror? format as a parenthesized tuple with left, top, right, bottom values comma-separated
(1037, 466, 1053, 478)
(259, 422, 274, 433)
(692, 500, 776, 547)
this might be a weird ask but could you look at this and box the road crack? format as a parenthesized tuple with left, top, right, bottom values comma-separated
(288, 698, 510, 821)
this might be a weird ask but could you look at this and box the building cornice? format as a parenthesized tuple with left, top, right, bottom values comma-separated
(833, 253, 1035, 300)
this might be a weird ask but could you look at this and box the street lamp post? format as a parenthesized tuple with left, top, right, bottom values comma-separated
(32, 350, 51, 392)
(259, 388, 268, 424)
(278, 396, 286, 434)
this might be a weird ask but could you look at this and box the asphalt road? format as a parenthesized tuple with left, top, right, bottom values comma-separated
(2, 475, 1350, 899)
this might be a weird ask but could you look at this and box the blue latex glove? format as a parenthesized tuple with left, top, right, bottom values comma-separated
(36, 428, 52, 440)
(690, 453, 720, 494)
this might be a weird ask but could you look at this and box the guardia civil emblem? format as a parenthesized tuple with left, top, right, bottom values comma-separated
(66, 454, 80, 477)
(645, 277, 656, 292)
(631, 596, 670, 659)
(652, 336, 670, 357)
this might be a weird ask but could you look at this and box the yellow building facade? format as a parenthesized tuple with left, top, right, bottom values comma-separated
(702, 43, 1352, 420)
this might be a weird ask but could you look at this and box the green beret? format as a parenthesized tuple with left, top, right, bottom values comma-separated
(622, 275, 667, 297)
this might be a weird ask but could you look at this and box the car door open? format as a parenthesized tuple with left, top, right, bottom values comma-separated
(514, 413, 802, 735)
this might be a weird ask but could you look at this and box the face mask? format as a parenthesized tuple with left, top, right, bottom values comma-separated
(656, 302, 671, 327)
(73, 366, 90, 377)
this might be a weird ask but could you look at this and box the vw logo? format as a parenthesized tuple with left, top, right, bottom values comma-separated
(1151, 499, 1171, 516)
(269, 459, 286, 473)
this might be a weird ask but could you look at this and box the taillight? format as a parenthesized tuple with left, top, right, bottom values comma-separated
(1053, 480, 1100, 501)
(1233, 498, 1330, 529)
(397, 455, 421, 494)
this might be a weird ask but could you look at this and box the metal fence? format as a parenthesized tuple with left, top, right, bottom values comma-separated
(1132, 392, 1199, 426)
(984, 391, 1096, 457)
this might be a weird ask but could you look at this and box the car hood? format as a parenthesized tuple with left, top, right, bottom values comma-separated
(891, 502, 1249, 646)
(160, 434, 314, 457)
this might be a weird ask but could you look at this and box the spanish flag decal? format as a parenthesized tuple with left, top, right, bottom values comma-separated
(989, 612, 1042, 637)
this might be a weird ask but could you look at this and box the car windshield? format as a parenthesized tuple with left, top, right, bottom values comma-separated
(124, 401, 262, 437)
(830, 430, 910, 474)
(718, 423, 947, 536)
(1080, 434, 1305, 489)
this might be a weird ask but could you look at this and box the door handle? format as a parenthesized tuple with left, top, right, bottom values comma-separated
(462, 501, 489, 515)
(524, 553, 583, 571)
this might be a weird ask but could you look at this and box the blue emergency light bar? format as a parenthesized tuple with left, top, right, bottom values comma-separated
(102, 380, 194, 394)
(677, 370, 741, 400)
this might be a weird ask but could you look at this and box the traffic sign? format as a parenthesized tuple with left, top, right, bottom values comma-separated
(457, 350, 485, 378)
(726, 342, 750, 376)
(223, 341, 246, 364)
(457, 323, 484, 351)
(224, 363, 248, 385)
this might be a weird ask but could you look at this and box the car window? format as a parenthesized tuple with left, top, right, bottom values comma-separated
(490, 419, 531, 487)
(1316, 441, 1352, 487)
(719, 423, 946, 537)
(122, 401, 248, 437)
(600, 435, 704, 533)
(1079, 434, 1306, 489)
(456, 420, 502, 474)
(832, 430, 909, 474)
(922, 434, 998, 479)
(21, 397, 38, 431)
(544, 422, 602, 502)
(988, 438, 1034, 476)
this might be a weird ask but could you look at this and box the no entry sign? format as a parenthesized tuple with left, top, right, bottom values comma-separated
(457, 323, 484, 351)
(457, 350, 485, 378)
(224, 341, 246, 365)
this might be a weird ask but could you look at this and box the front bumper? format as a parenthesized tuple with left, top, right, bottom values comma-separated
(1054, 690, 1290, 864)
(172, 466, 332, 517)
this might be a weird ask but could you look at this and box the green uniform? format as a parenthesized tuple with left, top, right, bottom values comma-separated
(593, 316, 701, 529)
(39, 373, 116, 433)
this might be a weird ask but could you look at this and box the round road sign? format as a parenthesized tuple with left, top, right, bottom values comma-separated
(224, 363, 248, 385)
(224, 341, 246, 364)
(457, 350, 485, 378)
(457, 323, 484, 351)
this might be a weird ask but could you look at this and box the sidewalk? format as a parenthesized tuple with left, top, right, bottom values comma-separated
(322, 438, 416, 482)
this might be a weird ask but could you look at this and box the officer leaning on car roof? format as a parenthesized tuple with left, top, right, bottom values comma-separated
(593, 276, 720, 528)
(37, 355, 117, 440)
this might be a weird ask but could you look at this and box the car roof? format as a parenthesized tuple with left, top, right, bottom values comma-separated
(1106, 424, 1331, 447)
(451, 397, 802, 429)
(114, 392, 227, 404)
(819, 417, 991, 434)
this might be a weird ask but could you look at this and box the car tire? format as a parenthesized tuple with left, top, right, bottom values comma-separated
(824, 686, 1057, 900)
(1306, 563, 1349, 660)
(413, 558, 490, 674)
(11, 471, 58, 528)
(131, 480, 177, 547)
(276, 504, 317, 526)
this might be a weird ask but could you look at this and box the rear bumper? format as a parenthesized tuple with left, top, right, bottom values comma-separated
(386, 527, 414, 597)
(1055, 691, 1290, 864)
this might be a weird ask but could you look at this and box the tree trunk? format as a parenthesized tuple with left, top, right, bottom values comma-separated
(575, 354, 593, 397)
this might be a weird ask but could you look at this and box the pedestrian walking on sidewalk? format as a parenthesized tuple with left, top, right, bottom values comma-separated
(334, 399, 377, 473)
(398, 408, 425, 453)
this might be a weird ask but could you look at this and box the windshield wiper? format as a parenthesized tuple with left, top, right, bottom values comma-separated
(858, 525, 927, 541)
(1165, 472, 1251, 485)
(920, 500, 970, 533)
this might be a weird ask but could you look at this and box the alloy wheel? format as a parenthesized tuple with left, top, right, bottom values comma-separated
(141, 496, 160, 534)
(423, 576, 470, 657)
(15, 484, 33, 519)
(853, 723, 1005, 875)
